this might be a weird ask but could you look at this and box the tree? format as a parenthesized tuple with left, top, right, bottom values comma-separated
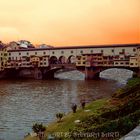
(56, 113, 64, 122)
(32, 123, 46, 140)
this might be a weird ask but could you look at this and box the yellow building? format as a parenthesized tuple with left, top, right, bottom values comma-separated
(30, 55, 49, 67)
(0, 49, 8, 70)
(129, 47, 140, 68)
(30, 56, 40, 67)
(76, 53, 104, 67)
(129, 57, 138, 67)
(76, 55, 87, 66)
(0, 50, 3, 71)
(103, 56, 114, 67)
(138, 47, 140, 68)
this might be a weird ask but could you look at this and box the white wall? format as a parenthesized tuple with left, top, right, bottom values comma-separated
(8, 46, 138, 61)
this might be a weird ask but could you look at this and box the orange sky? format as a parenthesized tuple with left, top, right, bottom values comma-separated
(0, 0, 140, 46)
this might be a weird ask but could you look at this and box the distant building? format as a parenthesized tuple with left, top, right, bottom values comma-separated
(6, 41, 19, 50)
(5, 40, 35, 51)
(38, 44, 54, 49)
(17, 40, 35, 49)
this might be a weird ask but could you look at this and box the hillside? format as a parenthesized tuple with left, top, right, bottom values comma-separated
(24, 78, 140, 140)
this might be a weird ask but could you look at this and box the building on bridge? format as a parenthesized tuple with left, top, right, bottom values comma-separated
(0, 43, 140, 79)
(129, 47, 140, 68)
(0, 44, 8, 71)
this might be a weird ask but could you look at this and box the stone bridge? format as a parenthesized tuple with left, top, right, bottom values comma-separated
(0, 64, 139, 80)
(0, 43, 139, 79)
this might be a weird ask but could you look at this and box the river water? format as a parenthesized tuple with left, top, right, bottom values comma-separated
(0, 69, 132, 140)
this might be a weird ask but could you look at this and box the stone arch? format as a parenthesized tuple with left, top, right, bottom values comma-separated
(100, 68, 134, 80)
(67, 55, 76, 64)
(59, 56, 66, 64)
(49, 56, 58, 64)
(82, 67, 137, 80)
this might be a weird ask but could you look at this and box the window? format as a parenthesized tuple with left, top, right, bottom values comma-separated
(52, 51, 55, 54)
(80, 50, 83, 54)
(43, 52, 46, 55)
(122, 49, 125, 52)
(133, 48, 136, 52)
(91, 50, 93, 53)
(9, 53, 11, 56)
(115, 62, 118, 64)
(61, 51, 64, 54)
(112, 49, 114, 53)
(120, 63, 124, 65)
(71, 51, 73, 53)
(35, 52, 37, 55)
(83, 62, 85, 64)
(19, 53, 21, 55)
(130, 63, 133, 65)
(27, 52, 29, 55)
(26, 57, 30, 61)
(101, 50, 104, 53)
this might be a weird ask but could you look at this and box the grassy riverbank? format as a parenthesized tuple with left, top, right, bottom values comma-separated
(24, 77, 140, 140)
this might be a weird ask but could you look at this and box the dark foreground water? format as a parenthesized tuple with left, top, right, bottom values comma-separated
(0, 75, 123, 140)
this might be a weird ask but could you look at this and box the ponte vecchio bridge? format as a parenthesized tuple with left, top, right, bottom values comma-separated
(0, 44, 140, 79)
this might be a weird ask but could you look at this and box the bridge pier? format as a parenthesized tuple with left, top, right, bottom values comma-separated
(136, 69, 140, 77)
(34, 68, 43, 80)
(85, 67, 101, 80)
(138, 69, 140, 77)
(2, 68, 20, 79)
(132, 68, 140, 78)
(44, 71, 55, 79)
(42, 67, 56, 79)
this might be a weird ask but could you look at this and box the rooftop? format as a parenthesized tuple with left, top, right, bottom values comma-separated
(8, 43, 140, 52)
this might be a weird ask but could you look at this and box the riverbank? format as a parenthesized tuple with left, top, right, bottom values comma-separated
(24, 77, 140, 140)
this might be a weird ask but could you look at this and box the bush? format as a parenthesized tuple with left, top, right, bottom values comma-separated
(56, 113, 64, 122)
(32, 123, 46, 134)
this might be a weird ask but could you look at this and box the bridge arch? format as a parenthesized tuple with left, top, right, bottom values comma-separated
(59, 56, 67, 64)
(67, 55, 76, 64)
(83, 67, 139, 80)
(99, 68, 134, 80)
(49, 56, 58, 64)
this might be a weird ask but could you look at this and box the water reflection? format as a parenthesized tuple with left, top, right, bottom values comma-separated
(0, 78, 120, 140)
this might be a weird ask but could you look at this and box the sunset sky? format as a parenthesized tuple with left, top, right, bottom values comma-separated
(0, 0, 140, 46)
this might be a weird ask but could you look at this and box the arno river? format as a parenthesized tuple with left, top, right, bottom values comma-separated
(0, 69, 132, 140)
